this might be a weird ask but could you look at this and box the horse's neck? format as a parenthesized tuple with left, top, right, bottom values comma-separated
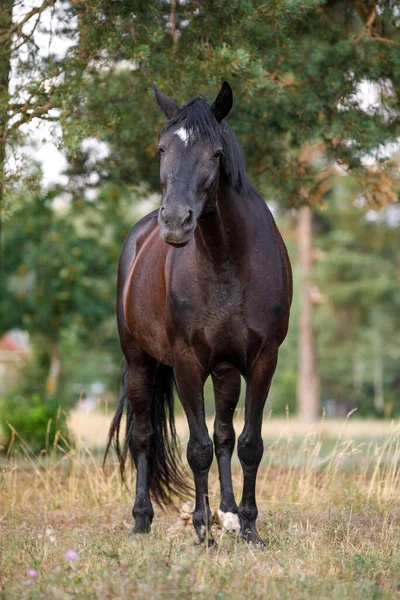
(194, 182, 251, 269)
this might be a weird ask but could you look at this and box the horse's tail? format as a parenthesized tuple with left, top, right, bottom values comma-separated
(104, 359, 191, 505)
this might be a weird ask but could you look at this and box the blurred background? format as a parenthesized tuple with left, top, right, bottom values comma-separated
(0, 0, 399, 454)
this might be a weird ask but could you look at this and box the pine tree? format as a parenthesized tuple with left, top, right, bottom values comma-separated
(2, 0, 400, 417)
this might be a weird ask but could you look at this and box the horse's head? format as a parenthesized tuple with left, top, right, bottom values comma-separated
(152, 82, 233, 247)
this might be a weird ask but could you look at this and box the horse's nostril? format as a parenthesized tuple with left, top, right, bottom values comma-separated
(182, 210, 193, 226)
(161, 207, 169, 224)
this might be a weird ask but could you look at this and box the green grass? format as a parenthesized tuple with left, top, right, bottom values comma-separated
(1, 422, 400, 599)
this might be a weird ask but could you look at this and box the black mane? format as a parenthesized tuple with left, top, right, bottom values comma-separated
(164, 97, 251, 192)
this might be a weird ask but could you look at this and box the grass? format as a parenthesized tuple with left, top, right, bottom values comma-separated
(1, 416, 400, 599)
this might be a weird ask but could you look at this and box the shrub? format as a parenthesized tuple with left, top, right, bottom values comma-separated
(0, 392, 72, 455)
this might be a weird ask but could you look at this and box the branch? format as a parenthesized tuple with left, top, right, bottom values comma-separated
(353, 1, 394, 45)
(8, 89, 36, 115)
(371, 36, 396, 45)
(13, 12, 41, 51)
(169, 0, 178, 50)
(11, 0, 56, 37)
(365, 4, 377, 33)
(8, 99, 55, 132)
(299, 142, 327, 167)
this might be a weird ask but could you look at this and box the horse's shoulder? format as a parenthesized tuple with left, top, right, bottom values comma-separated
(123, 210, 159, 252)
(127, 210, 159, 241)
(119, 210, 159, 281)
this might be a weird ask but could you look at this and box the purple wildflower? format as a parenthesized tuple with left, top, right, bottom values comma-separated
(27, 568, 38, 578)
(64, 549, 78, 562)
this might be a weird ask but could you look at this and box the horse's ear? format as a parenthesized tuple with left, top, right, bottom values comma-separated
(151, 83, 180, 119)
(211, 81, 233, 122)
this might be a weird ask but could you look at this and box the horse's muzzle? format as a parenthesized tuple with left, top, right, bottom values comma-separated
(158, 205, 196, 247)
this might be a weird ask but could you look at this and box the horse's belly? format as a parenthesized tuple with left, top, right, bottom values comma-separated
(123, 234, 174, 366)
(129, 305, 173, 366)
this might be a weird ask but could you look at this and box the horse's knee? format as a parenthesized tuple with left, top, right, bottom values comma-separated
(237, 432, 263, 468)
(213, 423, 235, 458)
(130, 423, 153, 455)
(187, 435, 213, 473)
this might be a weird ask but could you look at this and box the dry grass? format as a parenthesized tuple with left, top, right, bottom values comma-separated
(69, 408, 397, 449)
(1, 417, 400, 599)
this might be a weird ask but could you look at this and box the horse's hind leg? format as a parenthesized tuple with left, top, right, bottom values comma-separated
(126, 353, 157, 534)
(238, 352, 278, 546)
(174, 362, 215, 547)
(212, 364, 241, 532)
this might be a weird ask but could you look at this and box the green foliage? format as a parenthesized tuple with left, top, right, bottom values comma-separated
(315, 187, 400, 416)
(0, 340, 72, 454)
(56, 0, 400, 206)
(269, 232, 299, 415)
(2, 0, 400, 421)
(58, 323, 120, 406)
(1, 187, 115, 341)
(1, 176, 146, 406)
(0, 392, 71, 455)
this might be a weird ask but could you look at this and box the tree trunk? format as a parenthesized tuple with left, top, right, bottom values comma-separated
(0, 1, 13, 286)
(0, 0, 12, 188)
(297, 205, 320, 422)
(46, 343, 61, 395)
(373, 327, 384, 414)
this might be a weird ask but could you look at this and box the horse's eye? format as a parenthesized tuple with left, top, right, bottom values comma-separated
(158, 146, 165, 154)
(212, 150, 223, 160)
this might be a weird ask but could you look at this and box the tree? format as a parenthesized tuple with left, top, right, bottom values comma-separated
(314, 186, 400, 417)
(0, 0, 69, 315)
(0, 0, 60, 199)
(0, 0, 12, 206)
(2, 0, 400, 418)
(297, 206, 320, 421)
(1, 178, 126, 394)
(61, 1, 399, 421)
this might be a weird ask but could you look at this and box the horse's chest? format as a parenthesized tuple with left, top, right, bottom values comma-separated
(169, 277, 246, 342)
(204, 280, 243, 322)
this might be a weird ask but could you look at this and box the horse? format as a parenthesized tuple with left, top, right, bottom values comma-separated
(105, 81, 292, 547)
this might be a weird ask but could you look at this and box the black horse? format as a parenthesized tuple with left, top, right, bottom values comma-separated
(106, 82, 292, 547)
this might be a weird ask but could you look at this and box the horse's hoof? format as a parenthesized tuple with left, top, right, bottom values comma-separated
(128, 530, 140, 540)
(129, 525, 151, 537)
(206, 537, 219, 552)
(241, 528, 265, 548)
(194, 536, 219, 551)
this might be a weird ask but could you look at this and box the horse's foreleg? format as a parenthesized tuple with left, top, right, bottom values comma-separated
(238, 352, 278, 546)
(174, 364, 215, 547)
(212, 364, 241, 532)
(126, 354, 157, 534)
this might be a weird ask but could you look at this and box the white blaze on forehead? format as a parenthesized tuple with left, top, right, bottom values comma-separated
(174, 126, 192, 146)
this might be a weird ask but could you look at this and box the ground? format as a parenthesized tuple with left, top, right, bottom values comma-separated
(1, 416, 399, 599)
